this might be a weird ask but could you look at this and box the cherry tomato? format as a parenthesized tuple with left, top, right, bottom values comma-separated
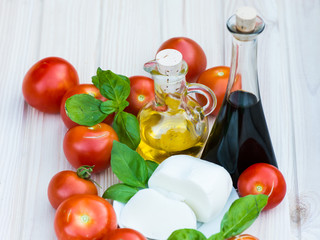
(47, 166, 98, 209)
(237, 163, 287, 211)
(125, 76, 155, 116)
(54, 195, 117, 240)
(157, 37, 207, 83)
(106, 228, 147, 240)
(60, 84, 114, 128)
(22, 57, 79, 113)
(196, 66, 230, 116)
(63, 123, 118, 173)
(227, 234, 259, 240)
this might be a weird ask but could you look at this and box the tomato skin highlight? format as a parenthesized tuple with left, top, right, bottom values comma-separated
(63, 123, 118, 173)
(196, 66, 230, 116)
(157, 37, 207, 83)
(47, 170, 98, 209)
(54, 195, 117, 240)
(125, 76, 155, 116)
(227, 234, 259, 240)
(106, 228, 147, 240)
(22, 57, 79, 113)
(60, 84, 114, 128)
(237, 163, 287, 211)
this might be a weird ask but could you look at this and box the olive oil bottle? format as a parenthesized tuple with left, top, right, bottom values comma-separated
(137, 49, 217, 163)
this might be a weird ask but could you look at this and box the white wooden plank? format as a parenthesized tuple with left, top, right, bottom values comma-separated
(99, 0, 162, 77)
(0, 0, 43, 239)
(280, 0, 320, 239)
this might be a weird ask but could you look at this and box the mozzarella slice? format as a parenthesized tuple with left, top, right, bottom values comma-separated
(120, 188, 197, 240)
(148, 155, 233, 222)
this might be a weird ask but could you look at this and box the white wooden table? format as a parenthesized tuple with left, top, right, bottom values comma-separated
(1, 0, 319, 239)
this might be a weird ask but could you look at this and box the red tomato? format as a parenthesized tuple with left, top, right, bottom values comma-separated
(125, 76, 155, 116)
(47, 166, 98, 209)
(106, 228, 147, 240)
(22, 57, 79, 113)
(63, 123, 118, 173)
(227, 234, 259, 240)
(60, 84, 114, 128)
(54, 195, 117, 240)
(237, 163, 287, 211)
(196, 66, 230, 116)
(157, 37, 207, 83)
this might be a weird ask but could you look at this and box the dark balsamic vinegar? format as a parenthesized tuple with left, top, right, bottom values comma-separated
(201, 90, 277, 187)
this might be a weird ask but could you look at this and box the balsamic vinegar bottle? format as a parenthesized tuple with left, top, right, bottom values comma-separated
(201, 7, 278, 187)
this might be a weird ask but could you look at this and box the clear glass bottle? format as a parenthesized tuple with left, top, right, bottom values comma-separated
(137, 49, 217, 163)
(201, 7, 278, 186)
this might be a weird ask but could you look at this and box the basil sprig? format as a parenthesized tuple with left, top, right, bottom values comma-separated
(102, 141, 158, 203)
(65, 68, 140, 150)
(168, 194, 268, 240)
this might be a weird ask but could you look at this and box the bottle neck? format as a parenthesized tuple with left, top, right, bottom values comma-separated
(227, 37, 260, 101)
(153, 75, 187, 106)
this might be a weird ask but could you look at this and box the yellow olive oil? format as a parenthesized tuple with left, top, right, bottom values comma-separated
(137, 95, 208, 163)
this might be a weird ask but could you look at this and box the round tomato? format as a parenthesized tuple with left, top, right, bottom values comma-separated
(63, 123, 118, 173)
(22, 57, 79, 113)
(237, 163, 287, 211)
(125, 76, 154, 116)
(54, 195, 117, 240)
(106, 228, 147, 240)
(157, 37, 207, 83)
(47, 166, 98, 209)
(60, 84, 114, 128)
(227, 234, 259, 240)
(196, 66, 230, 116)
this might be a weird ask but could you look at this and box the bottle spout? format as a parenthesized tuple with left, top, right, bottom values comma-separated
(143, 60, 157, 74)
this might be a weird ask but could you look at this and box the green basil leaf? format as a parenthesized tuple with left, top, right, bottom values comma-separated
(111, 141, 148, 188)
(100, 100, 129, 115)
(118, 100, 129, 112)
(65, 94, 107, 126)
(102, 183, 138, 203)
(208, 232, 224, 240)
(92, 75, 100, 89)
(168, 229, 207, 240)
(146, 160, 158, 179)
(100, 100, 118, 115)
(118, 74, 130, 84)
(113, 111, 140, 150)
(220, 194, 268, 239)
(93, 68, 130, 104)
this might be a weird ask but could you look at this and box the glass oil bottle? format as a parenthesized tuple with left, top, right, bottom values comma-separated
(201, 7, 278, 186)
(137, 49, 217, 163)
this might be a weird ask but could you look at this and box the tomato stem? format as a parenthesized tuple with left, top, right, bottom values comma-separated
(77, 165, 94, 179)
(256, 185, 263, 192)
(80, 214, 90, 224)
(76, 165, 102, 189)
(138, 95, 145, 102)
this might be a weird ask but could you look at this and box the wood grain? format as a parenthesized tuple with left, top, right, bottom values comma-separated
(0, 0, 319, 239)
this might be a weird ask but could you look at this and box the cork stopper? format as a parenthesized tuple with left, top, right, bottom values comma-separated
(156, 49, 183, 76)
(236, 6, 257, 33)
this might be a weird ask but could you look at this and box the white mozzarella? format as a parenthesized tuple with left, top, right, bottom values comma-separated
(148, 155, 233, 222)
(120, 188, 197, 240)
